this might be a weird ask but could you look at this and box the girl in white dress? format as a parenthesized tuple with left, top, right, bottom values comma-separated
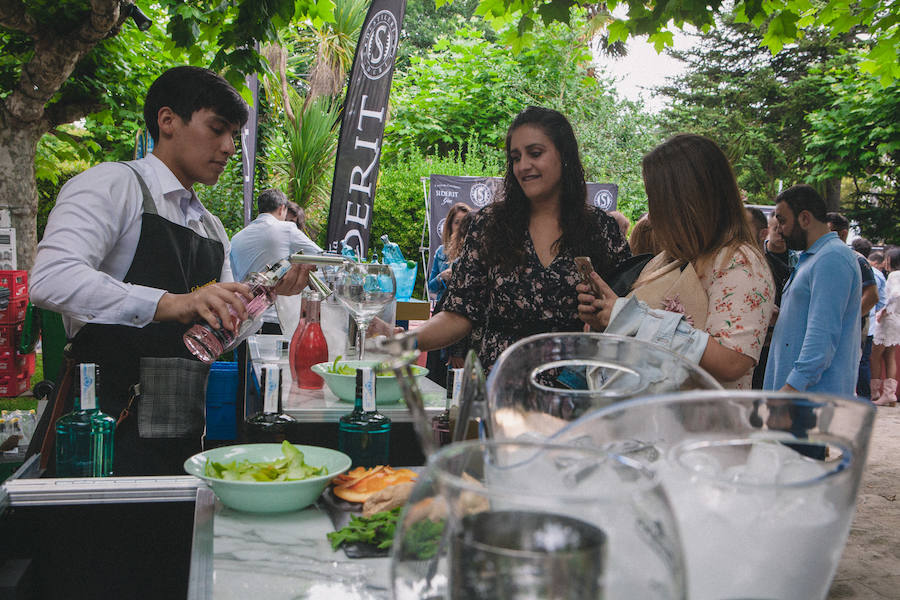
(872, 248, 900, 406)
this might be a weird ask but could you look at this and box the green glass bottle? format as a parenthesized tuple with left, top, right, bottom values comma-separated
(245, 364, 296, 443)
(55, 363, 116, 477)
(338, 367, 391, 467)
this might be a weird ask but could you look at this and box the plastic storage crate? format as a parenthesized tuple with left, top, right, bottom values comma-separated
(205, 361, 238, 441)
(0, 297, 27, 324)
(0, 270, 28, 299)
(0, 322, 22, 349)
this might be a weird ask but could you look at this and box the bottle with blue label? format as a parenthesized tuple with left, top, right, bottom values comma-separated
(55, 363, 116, 477)
(338, 367, 391, 467)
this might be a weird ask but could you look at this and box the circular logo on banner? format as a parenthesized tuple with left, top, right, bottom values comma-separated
(470, 182, 494, 208)
(437, 218, 447, 237)
(361, 11, 399, 80)
(592, 189, 615, 211)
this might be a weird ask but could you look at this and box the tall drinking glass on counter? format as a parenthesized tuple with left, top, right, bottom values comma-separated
(332, 262, 395, 360)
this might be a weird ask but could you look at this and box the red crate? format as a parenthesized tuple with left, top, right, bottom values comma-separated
(0, 350, 26, 376)
(0, 322, 22, 349)
(0, 374, 28, 396)
(0, 296, 27, 324)
(0, 270, 28, 299)
(24, 352, 35, 377)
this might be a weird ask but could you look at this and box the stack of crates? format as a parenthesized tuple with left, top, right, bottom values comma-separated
(0, 270, 34, 396)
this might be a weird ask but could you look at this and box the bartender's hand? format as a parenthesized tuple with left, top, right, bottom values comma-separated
(155, 282, 252, 332)
(576, 272, 619, 330)
(273, 263, 314, 296)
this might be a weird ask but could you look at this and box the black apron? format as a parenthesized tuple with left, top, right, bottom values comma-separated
(71, 164, 225, 476)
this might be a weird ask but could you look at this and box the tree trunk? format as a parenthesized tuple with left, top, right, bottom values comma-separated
(0, 110, 43, 270)
(824, 177, 842, 213)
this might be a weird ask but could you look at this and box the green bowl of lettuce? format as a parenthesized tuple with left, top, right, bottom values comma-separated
(184, 441, 351, 513)
(312, 359, 429, 404)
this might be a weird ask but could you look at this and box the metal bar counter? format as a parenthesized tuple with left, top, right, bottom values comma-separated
(1, 463, 384, 600)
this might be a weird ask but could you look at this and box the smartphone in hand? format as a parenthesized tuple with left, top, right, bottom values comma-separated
(574, 256, 604, 297)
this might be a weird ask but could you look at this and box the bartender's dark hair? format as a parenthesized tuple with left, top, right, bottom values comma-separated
(144, 66, 249, 143)
(484, 106, 609, 273)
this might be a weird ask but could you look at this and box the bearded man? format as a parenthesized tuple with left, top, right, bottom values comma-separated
(763, 185, 862, 395)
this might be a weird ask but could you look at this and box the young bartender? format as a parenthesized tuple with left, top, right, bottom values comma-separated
(30, 66, 312, 475)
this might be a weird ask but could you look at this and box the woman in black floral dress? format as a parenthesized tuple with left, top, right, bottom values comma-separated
(412, 106, 630, 370)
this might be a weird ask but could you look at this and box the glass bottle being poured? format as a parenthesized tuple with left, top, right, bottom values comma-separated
(183, 259, 292, 364)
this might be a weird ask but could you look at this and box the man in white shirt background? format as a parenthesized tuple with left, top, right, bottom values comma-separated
(229, 188, 322, 282)
(30, 66, 312, 475)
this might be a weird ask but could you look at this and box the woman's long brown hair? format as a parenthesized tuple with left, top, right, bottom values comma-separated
(442, 202, 471, 261)
(642, 134, 759, 265)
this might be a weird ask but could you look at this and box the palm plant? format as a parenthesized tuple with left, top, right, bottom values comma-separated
(303, 0, 368, 106)
(259, 0, 368, 237)
(265, 91, 341, 238)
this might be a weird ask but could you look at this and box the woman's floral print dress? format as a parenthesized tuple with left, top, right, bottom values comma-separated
(441, 204, 630, 370)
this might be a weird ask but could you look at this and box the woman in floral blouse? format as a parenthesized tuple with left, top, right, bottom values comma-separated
(411, 106, 630, 370)
(577, 134, 775, 389)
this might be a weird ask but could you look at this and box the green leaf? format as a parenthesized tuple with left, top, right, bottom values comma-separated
(607, 20, 631, 45)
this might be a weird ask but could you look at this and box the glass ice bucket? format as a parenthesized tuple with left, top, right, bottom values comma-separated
(480, 333, 721, 441)
(550, 391, 876, 600)
(391, 439, 687, 599)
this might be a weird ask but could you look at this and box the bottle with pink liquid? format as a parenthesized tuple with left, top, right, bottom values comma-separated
(290, 291, 328, 389)
(183, 259, 292, 364)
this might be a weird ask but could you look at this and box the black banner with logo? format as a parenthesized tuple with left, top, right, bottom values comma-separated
(241, 72, 260, 227)
(325, 0, 407, 256)
(426, 175, 618, 274)
(586, 182, 618, 212)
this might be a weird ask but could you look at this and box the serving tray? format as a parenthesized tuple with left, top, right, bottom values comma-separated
(318, 485, 392, 558)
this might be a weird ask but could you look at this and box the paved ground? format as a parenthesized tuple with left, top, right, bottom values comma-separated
(829, 407, 900, 599)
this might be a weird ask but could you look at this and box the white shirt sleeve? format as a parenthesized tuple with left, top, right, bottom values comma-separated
(30, 163, 166, 330)
(289, 226, 323, 255)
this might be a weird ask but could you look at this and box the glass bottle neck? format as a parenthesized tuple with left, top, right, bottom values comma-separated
(305, 298, 321, 322)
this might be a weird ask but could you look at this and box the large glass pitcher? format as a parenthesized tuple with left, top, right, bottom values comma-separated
(550, 390, 876, 600)
(391, 439, 687, 599)
(471, 332, 721, 441)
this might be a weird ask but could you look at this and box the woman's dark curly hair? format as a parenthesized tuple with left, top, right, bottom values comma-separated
(482, 106, 598, 272)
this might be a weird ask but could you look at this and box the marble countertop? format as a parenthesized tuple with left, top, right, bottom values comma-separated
(208, 499, 390, 600)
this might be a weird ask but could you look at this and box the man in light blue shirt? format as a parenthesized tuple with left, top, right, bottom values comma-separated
(764, 185, 861, 395)
(230, 188, 322, 281)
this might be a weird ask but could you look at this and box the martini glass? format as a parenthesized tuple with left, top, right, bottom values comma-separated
(333, 262, 396, 359)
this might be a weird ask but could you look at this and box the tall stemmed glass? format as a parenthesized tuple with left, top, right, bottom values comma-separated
(333, 262, 396, 359)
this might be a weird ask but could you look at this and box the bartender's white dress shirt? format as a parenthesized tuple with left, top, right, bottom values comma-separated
(229, 212, 321, 282)
(30, 153, 233, 338)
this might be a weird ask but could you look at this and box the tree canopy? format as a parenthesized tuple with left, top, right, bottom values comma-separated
(0, 0, 336, 267)
(461, 0, 900, 85)
(654, 13, 860, 204)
